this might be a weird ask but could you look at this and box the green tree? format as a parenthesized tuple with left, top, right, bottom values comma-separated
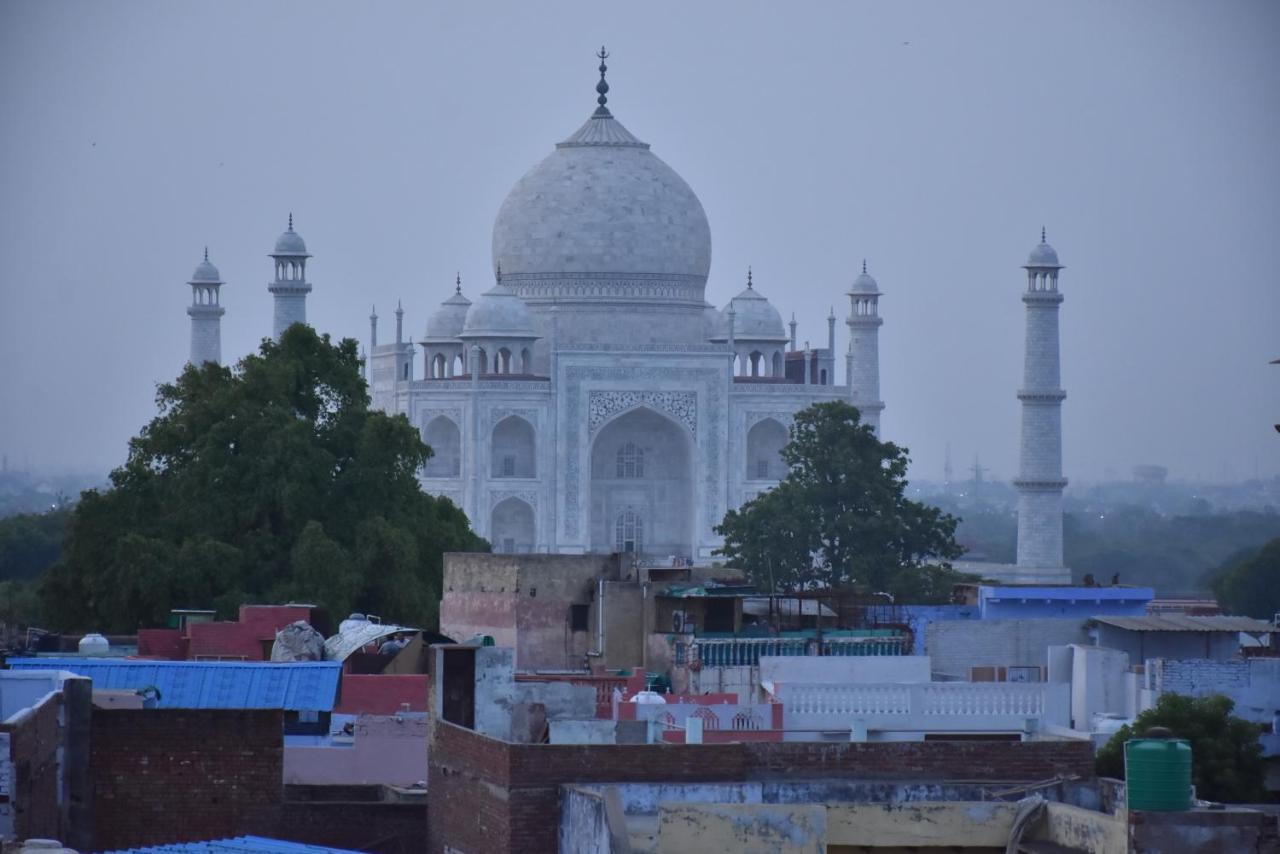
(715, 401, 966, 598)
(0, 508, 70, 581)
(1210, 538, 1280, 619)
(40, 325, 486, 632)
(1096, 693, 1266, 803)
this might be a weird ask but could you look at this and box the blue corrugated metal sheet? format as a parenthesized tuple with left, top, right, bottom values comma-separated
(103, 835, 361, 853)
(7, 659, 339, 711)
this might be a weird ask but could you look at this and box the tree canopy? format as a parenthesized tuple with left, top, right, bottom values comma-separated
(1210, 538, 1280, 619)
(715, 401, 965, 599)
(40, 325, 485, 632)
(1095, 693, 1266, 803)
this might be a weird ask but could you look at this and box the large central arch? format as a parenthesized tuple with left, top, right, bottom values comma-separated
(588, 407, 694, 559)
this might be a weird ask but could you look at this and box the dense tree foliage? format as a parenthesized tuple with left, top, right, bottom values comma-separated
(1209, 538, 1280, 620)
(938, 502, 1280, 595)
(0, 508, 69, 581)
(40, 326, 485, 632)
(1096, 693, 1265, 803)
(716, 402, 966, 599)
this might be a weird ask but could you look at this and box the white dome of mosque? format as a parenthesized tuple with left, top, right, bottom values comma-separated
(424, 277, 473, 340)
(491, 54, 711, 297)
(189, 250, 222, 284)
(461, 278, 538, 339)
(848, 261, 879, 295)
(273, 215, 310, 256)
(1026, 229, 1061, 267)
(716, 271, 787, 341)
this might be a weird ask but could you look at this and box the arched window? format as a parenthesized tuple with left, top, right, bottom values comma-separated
(616, 442, 644, 478)
(615, 509, 643, 553)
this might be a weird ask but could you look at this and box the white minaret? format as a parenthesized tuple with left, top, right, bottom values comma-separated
(846, 260, 884, 433)
(1014, 229, 1069, 581)
(268, 213, 312, 340)
(187, 248, 225, 366)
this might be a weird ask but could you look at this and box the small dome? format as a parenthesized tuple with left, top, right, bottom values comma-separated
(272, 215, 310, 257)
(424, 279, 473, 341)
(848, 261, 879, 295)
(189, 251, 223, 284)
(715, 271, 788, 341)
(461, 280, 538, 339)
(1026, 229, 1061, 268)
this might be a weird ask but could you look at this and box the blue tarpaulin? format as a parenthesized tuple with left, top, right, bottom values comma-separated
(7, 659, 339, 712)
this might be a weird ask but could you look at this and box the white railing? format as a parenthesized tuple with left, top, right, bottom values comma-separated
(777, 681, 1069, 735)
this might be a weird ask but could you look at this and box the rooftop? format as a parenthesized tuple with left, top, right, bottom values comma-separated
(1089, 614, 1277, 633)
(8, 659, 341, 711)
(103, 836, 360, 853)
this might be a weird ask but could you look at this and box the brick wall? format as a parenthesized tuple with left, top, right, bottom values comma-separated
(277, 799, 427, 853)
(428, 718, 1095, 854)
(0, 692, 63, 842)
(90, 709, 282, 850)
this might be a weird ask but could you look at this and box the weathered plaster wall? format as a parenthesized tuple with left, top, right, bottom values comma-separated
(659, 803, 826, 854)
(284, 714, 428, 786)
(1070, 645, 1132, 730)
(927, 618, 1089, 678)
(1042, 802, 1127, 854)
(440, 553, 620, 671)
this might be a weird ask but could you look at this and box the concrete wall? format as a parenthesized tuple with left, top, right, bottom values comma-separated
(1042, 802, 1127, 854)
(1069, 645, 1132, 730)
(926, 618, 1089, 679)
(511, 679, 596, 743)
(599, 580, 644, 669)
(659, 803, 826, 853)
(899, 605, 979, 655)
(1145, 657, 1280, 723)
(284, 714, 428, 786)
(475, 646, 516, 740)
(440, 552, 620, 671)
(978, 585, 1152, 619)
(759, 655, 931, 686)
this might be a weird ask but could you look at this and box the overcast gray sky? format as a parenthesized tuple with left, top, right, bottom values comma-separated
(1, 0, 1277, 483)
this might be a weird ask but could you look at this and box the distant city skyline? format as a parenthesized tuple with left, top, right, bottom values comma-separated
(1, 1, 1277, 482)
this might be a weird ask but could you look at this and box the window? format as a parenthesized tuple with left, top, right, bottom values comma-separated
(756, 458, 769, 479)
(615, 509, 643, 553)
(616, 442, 644, 478)
(501, 537, 515, 554)
(502, 455, 516, 477)
(569, 604, 589, 632)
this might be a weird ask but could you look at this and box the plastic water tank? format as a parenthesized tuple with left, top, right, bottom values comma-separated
(15, 840, 77, 853)
(78, 632, 109, 656)
(629, 691, 667, 705)
(1125, 737, 1192, 811)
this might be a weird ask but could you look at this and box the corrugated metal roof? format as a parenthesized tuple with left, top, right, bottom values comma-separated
(103, 835, 361, 853)
(7, 659, 339, 711)
(323, 622, 415, 662)
(1091, 615, 1277, 633)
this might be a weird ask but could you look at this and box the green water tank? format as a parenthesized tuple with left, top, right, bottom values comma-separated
(1125, 737, 1193, 811)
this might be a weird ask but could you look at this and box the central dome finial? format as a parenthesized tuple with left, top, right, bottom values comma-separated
(594, 46, 611, 116)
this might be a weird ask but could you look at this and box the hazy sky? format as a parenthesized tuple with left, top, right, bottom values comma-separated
(2, 0, 1277, 483)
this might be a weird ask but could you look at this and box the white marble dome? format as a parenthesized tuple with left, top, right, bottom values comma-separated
(461, 282, 537, 339)
(1026, 232, 1061, 268)
(848, 263, 879, 295)
(491, 110, 712, 294)
(718, 275, 787, 341)
(273, 217, 309, 256)
(425, 281, 473, 341)
(189, 254, 222, 284)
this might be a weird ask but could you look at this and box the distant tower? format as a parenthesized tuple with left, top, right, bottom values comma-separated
(1014, 229, 1069, 580)
(187, 248, 225, 365)
(846, 260, 884, 434)
(268, 213, 312, 340)
(943, 443, 954, 493)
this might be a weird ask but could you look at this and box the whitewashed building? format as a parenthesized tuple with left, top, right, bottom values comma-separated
(367, 55, 862, 561)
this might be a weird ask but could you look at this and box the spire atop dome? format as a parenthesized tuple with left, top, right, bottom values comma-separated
(747, 266, 753, 289)
(203, 246, 209, 263)
(594, 46, 611, 116)
(862, 259, 867, 275)
(456, 272, 462, 293)
(1041, 226, 1047, 243)
(288, 212, 294, 231)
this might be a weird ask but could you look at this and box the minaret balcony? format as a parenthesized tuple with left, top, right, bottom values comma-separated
(1016, 389, 1066, 402)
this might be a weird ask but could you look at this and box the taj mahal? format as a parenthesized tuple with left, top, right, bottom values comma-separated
(182, 52, 1069, 582)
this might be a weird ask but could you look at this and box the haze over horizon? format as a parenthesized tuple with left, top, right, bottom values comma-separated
(2, 1, 1277, 483)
